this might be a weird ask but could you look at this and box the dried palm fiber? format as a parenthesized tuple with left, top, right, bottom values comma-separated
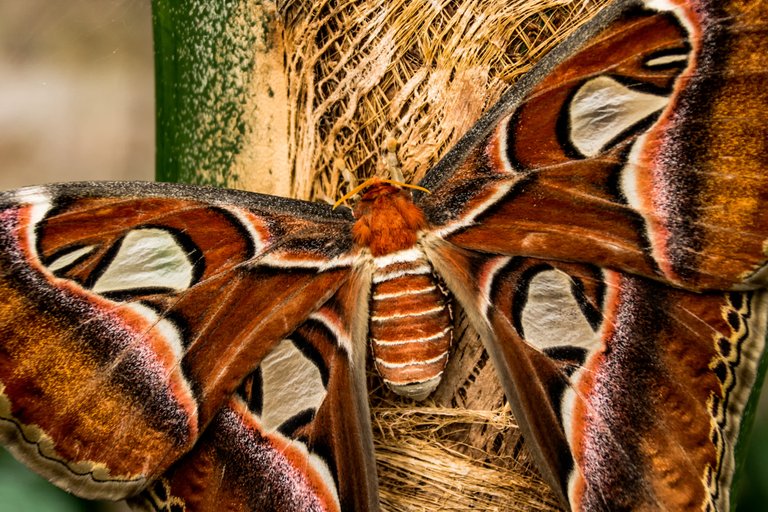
(225, 0, 611, 510)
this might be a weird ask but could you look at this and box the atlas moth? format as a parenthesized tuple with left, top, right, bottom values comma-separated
(1, 0, 767, 510)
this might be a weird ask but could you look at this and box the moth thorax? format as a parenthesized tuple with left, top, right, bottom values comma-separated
(369, 248, 453, 400)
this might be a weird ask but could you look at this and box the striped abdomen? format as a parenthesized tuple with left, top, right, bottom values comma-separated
(369, 248, 452, 399)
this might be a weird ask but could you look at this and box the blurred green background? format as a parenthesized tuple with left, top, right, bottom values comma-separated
(0, 1, 766, 511)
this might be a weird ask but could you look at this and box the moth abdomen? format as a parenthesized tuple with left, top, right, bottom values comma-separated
(369, 252, 453, 400)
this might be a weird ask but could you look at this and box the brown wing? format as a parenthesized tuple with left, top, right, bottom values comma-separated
(418, 0, 768, 292)
(0, 182, 359, 502)
(426, 240, 767, 510)
(131, 275, 378, 512)
(417, 0, 768, 509)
